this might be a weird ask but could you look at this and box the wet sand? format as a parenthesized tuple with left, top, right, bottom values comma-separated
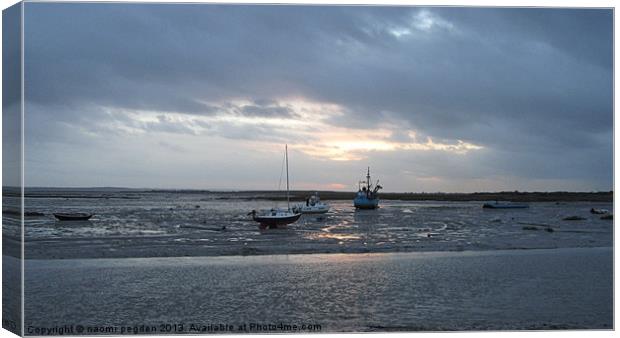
(3, 189, 612, 261)
(8, 199, 613, 259)
(21, 247, 613, 332)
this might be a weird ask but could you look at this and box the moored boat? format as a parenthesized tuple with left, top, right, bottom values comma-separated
(354, 167, 382, 209)
(482, 202, 529, 209)
(53, 212, 93, 221)
(250, 209, 302, 229)
(249, 145, 301, 229)
(294, 192, 329, 214)
(590, 208, 609, 214)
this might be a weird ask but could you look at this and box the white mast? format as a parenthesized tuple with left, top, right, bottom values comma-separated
(286, 144, 290, 211)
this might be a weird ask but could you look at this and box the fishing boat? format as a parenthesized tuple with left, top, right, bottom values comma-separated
(354, 167, 382, 209)
(53, 212, 93, 221)
(482, 202, 529, 209)
(293, 192, 329, 214)
(249, 145, 302, 229)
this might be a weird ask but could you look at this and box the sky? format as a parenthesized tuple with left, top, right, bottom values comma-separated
(16, 3, 613, 192)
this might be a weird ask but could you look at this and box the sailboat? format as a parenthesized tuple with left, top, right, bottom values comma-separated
(249, 145, 302, 229)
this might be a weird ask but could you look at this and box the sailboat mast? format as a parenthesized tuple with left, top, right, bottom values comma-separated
(286, 144, 290, 210)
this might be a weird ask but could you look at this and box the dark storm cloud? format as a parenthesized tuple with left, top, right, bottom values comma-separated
(22, 3, 613, 190)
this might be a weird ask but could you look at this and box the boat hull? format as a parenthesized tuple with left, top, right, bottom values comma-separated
(354, 197, 379, 209)
(253, 213, 302, 229)
(301, 208, 329, 214)
(295, 205, 329, 214)
(482, 203, 529, 209)
(53, 213, 93, 221)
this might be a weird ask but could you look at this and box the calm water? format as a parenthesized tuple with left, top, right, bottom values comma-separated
(2, 189, 613, 258)
(21, 247, 613, 332)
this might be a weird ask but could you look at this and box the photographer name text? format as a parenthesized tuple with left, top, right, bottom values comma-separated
(27, 322, 322, 335)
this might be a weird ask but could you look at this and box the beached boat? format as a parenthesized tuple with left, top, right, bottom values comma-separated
(590, 208, 609, 214)
(293, 192, 329, 214)
(249, 145, 301, 229)
(53, 212, 93, 221)
(563, 215, 586, 221)
(354, 167, 382, 209)
(250, 208, 302, 228)
(482, 202, 529, 209)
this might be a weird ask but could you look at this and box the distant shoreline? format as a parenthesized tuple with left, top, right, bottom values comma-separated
(281, 191, 614, 202)
(2, 187, 613, 202)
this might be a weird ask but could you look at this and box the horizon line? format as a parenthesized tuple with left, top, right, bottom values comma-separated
(2, 186, 614, 194)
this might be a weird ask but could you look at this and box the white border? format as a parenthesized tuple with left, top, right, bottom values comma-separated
(0, 2, 616, 338)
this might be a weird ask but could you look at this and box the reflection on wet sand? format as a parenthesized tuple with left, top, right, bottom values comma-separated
(3, 189, 612, 259)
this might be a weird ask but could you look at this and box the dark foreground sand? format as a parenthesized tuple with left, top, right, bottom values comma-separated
(14, 246, 613, 332)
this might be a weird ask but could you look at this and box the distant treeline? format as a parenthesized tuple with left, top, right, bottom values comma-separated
(4, 187, 613, 202)
(264, 190, 614, 202)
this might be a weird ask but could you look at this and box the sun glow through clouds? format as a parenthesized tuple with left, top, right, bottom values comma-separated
(98, 98, 483, 162)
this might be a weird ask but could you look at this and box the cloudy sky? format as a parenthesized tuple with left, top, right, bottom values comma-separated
(20, 3, 612, 192)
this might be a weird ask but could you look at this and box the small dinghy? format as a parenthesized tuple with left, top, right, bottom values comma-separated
(482, 202, 529, 209)
(563, 215, 586, 221)
(53, 212, 93, 221)
(590, 208, 609, 214)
